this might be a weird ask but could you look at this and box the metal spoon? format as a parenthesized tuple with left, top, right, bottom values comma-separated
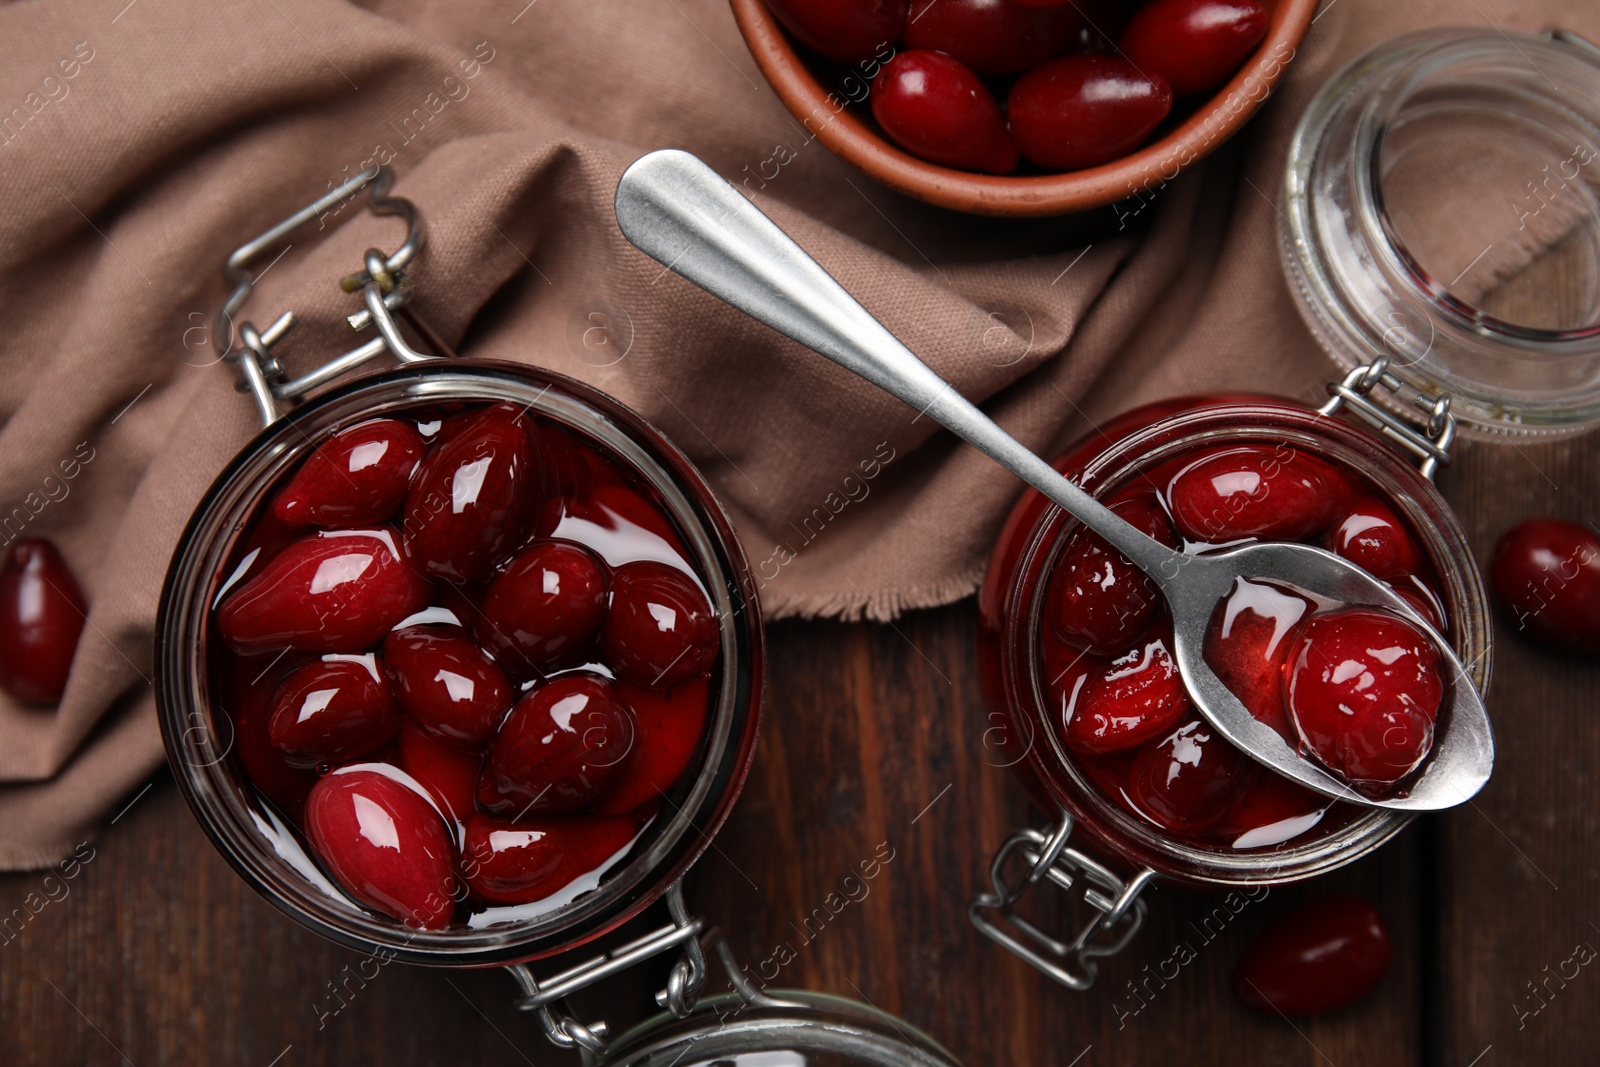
(613, 149, 1492, 812)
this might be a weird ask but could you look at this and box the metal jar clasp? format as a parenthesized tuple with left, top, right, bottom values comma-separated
(1318, 358, 1457, 480)
(504, 879, 710, 1057)
(210, 165, 455, 427)
(969, 809, 1156, 991)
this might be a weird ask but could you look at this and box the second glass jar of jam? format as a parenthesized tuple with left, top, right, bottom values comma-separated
(969, 372, 1491, 989)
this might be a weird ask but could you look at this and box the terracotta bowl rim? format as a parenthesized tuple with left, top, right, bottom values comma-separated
(728, 0, 1319, 217)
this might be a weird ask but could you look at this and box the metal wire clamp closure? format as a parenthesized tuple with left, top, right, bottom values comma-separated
(1319, 358, 1457, 481)
(504, 879, 710, 1056)
(211, 165, 447, 427)
(969, 810, 1156, 991)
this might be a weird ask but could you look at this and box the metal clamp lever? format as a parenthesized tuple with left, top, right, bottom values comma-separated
(1318, 359, 1456, 480)
(210, 164, 452, 427)
(505, 880, 709, 1056)
(969, 810, 1155, 991)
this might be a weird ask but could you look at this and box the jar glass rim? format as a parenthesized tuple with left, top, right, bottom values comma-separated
(156, 360, 765, 966)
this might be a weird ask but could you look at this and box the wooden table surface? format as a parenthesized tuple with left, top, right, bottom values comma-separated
(0, 426, 1595, 1066)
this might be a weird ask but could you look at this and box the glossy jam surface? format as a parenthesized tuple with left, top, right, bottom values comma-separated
(763, 0, 1266, 175)
(1282, 609, 1442, 786)
(1040, 436, 1449, 846)
(208, 404, 722, 930)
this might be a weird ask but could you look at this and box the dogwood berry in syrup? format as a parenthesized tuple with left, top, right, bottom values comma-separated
(478, 674, 637, 817)
(1167, 445, 1336, 542)
(1324, 497, 1422, 581)
(216, 529, 429, 655)
(1129, 718, 1252, 832)
(1204, 577, 1313, 742)
(305, 766, 458, 929)
(478, 539, 607, 675)
(0, 539, 87, 705)
(461, 813, 640, 906)
(271, 419, 425, 528)
(268, 655, 400, 767)
(402, 402, 539, 586)
(1286, 609, 1443, 786)
(224, 660, 319, 822)
(1064, 624, 1190, 755)
(601, 561, 719, 690)
(384, 625, 512, 746)
(1045, 490, 1176, 655)
(209, 398, 722, 930)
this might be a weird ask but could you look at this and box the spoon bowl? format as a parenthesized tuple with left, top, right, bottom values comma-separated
(1157, 541, 1491, 810)
(612, 148, 1493, 811)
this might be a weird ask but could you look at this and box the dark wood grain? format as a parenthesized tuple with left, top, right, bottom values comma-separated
(1428, 435, 1600, 1067)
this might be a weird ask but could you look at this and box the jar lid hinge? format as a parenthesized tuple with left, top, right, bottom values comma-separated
(209, 165, 454, 428)
(969, 809, 1155, 991)
(505, 878, 709, 1057)
(1319, 360, 1457, 480)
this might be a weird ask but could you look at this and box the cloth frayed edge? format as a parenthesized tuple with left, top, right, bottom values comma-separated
(765, 562, 987, 622)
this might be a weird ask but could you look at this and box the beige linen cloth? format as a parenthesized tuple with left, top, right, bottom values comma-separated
(0, 0, 1589, 867)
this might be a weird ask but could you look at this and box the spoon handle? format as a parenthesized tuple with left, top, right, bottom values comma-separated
(614, 150, 1181, 577)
